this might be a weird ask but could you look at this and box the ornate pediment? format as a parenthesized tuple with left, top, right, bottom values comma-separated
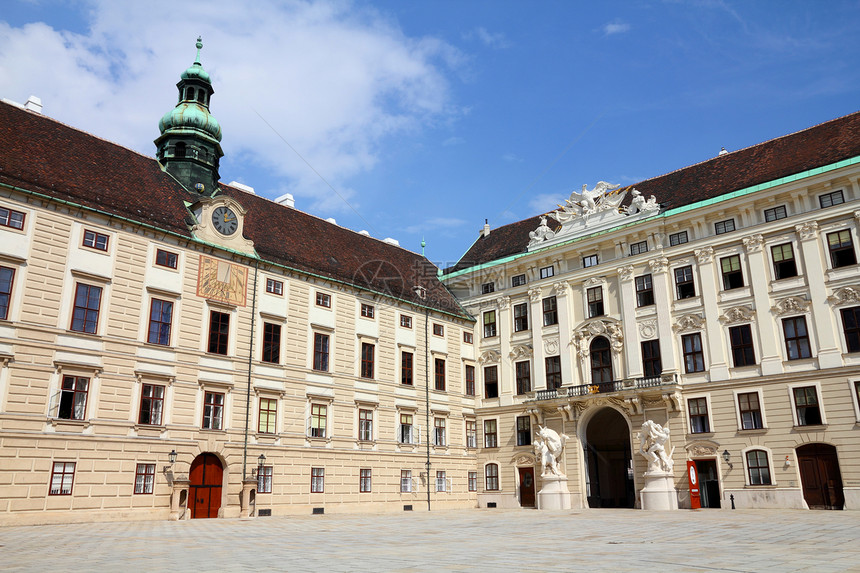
(509, 344, 533, 360)
(478, 349, 501, 365)
(672, 314, 705, 333)
(571, 318, 623, 357)
(719, 305, 755, 325)
(771, 296, 810, 316)
(685, 440, 720, 458)
(828, 286, 860, 306)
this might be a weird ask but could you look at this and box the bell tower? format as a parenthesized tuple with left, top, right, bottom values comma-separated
(154, 37, 224, 195)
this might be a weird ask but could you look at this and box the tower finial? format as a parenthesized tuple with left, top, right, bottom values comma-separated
(421, 236, 426, 256)
(195, 36, 203, 64)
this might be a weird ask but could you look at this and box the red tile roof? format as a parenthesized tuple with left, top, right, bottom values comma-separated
(0, 101, 466, 317)
(448, 110, 860, 273)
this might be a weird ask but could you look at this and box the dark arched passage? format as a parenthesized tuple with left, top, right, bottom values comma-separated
(584, 407, 634, 508)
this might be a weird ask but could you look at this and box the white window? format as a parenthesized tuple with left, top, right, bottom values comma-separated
(819, 190, 844, 208)
(715, 219, 735, 235)
(399, 412, 416, 444)
(629, 240, 648, 255)
(669, 231, 688, 246)
(436, 470, 447, 492)
(481, 282, 495, 294)
(360, 303, 375, 318)
(763, 205, 787, 222)
(539, 266, 554, 279)
(582, 254, 599, 268)
(511, 274, 526, 287)
(400, 470, 413, 493)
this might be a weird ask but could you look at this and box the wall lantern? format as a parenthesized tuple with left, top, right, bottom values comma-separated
(257, 453, 266, 469)
(722, 449, 733, 469)
(168, 449, 178, 465)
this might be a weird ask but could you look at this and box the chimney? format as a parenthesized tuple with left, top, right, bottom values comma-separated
(383, 237, 400, 246)
(275, 193, 295, 208)
(25, 96, 42, 114)
(228, 181, 255, 194)
(718, 147, 728, 156)
(482, 219, 491, 237)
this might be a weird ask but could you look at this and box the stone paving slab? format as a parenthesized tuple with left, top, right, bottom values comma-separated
(1, 509, 859, 572)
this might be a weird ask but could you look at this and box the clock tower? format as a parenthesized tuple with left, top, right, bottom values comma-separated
(154, 37, 224, 196)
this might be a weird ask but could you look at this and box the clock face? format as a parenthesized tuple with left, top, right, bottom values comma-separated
(212, 206, 238, 236)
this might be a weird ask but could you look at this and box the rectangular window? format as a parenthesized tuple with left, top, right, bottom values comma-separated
(360, 303, 375, 319)
(484, 365, 498, 398)
(400, 470, 412, 493)
(738, 392, 763, 430)
(138, 383, 164, 426)
(434, 417, 446, 446)
(545, 356, 562, 390)
(436, 471, 447, 492)
(483, 310, 497, 338)
(669, 231, 688, 246)
(513, 303, 529, 332)
(793, 386, 822, 425)
(827, 230, 857, 268)
(468, 471, 478, 492)
(720, 255, 744, 290)
(582, 254, 599, 268)
(310, 404, 327, 438)
(819, 190, 845, 208)
(58, 375, 88, 420)
(0, 266, 13, 320)
(688, 398, 710, 433)
(516, 416, 532, 446)
(433, 323, 444, 336)
(515, 361, 531, 395)
(400, 314, 413, 328)
(463, 331, 473, 344)
(134, 463, 156, 494)
(0, 206, 25, 230)
(511, 274, 527, 287)
(313, 333, 329, 371)
(714, 219, 735, 235)
(82, 229, 109, 251)
(764, 205, 787, 222)
(261, 322, 281, 364)
(465, 420, 477, 448)
(49, 462, 75, 495)
(587, 286, 604, 318)
(360, 468, 372, 493)
(202, 392, 224, 430)
(771, 243, 798, 279)
(434, 358, 446, 391)
(147, 298, 173, 346)
(542, 296, 558, 326)
(315, 292, 331, 308)
(207, 310, 230, 355)
(729, 324, 755, 367)
(401, 351, 413, 385)
(630, 240, 648, 255)
(783, 316, 811, 360)
(485, 464, 499, 491)
(746, 450, 771, 485)
(641, 340, 662, 378)
(484, 419, 498, 448)
(465, 365, 476, 396)
(841, 306, 860, 353)
(70, 283, 102, 333)
(481, 282, 495, 294)
(399, 413, 414, 444)
(311, 468, 325, 493)
(682, 333, 705, 373)
(675, 266, 695, 299)
(361, 342, 375, 378)
(155, 248, 178, 269)
(359, 409, 373, 441)
(635, 274, 654, 307)
(265, 278, 283, 295)
(257, 466, 273, 493)
(258, 397, 277, 434)
(540, 265, 554, 279)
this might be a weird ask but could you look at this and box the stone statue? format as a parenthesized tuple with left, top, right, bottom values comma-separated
(550, 181, 624, 224)
(624, 189, 659, 215)
(638, 420, 674, 473)
(534, 425, 569, 477)
(528, 215, 555, 247)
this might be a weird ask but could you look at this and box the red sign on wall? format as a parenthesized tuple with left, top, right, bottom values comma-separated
(687, 461, 701, 509)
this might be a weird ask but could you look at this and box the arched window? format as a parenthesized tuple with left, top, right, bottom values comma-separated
(175, 142, 186, 158)
(590, 336, 613, 384)
(485, 463, 499, 491)
(186, 87, 195, 101)
(746, 450, 772, 485)
(197, 90, 205, 104)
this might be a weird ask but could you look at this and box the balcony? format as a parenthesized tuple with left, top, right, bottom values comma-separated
(531, 374, 676, 402)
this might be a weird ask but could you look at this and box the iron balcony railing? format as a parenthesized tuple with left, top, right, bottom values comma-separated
(531, 374, 676, 401)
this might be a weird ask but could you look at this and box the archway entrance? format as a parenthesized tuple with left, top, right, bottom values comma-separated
(584, 408, 634, 508)
(797, 444, 844, 510)
(189, 453, 224, 518)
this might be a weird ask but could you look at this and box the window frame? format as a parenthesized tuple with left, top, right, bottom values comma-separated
(138, 383, 165, 426)
(82, 229, 109, 251)
(258, 397, 278, 434)
(257, 465, 273, 493)
(359, 468, 372, 493)
(582, 254, 599, 268)
(763, 205, 787, 222)
(669, 231, 688, 246)
(465, 419, 477, 449)
(586, 286, 604, 318)
(311, 467, 325, 493)
(720, 255, 744, 290)
(147, 298, 174, 346)
(465, 364, 476, 396)
(134, 463, 156, 495)
(484, 365, 499, 398)
(400, 314, 413, 328)
(400, 470, 413, 493)
(401, 350, 413, 386)
(70, 282, 103, 334)
(745, 449, 773, 486)
(681, 332, 705, 373)
(790, 384, 824, 426)
(433, 416, 447, 447)
(261, 321, 281, 364)
(483, 419, 498, 448)
(0, 206, 25, 230)
(468, 471, 478, 492)
(155, 248, 178, 270)
(782, 316, 812, 360)
(635, 274, 654, 307)
(310, 403, 327, 438)
(539, 265, 554, 279)
(313, 332, 330, 372)
(841, 306, 860, 353)
(735, 390, 764, 430)
(542, 296, 558, 326)
(714, 219, 735, 235)
(315, 291, 331, 308)
(432, 323, 444, 337)
(728, 324, 756, 368)
(399, 412, 415, 444)
(641, 340, 662, 378)
(545, 355, 562, 389)
(511, 274, 527, 287)
(360, 303, 375, 319)
(202, 391, 225, 430)
(207, 310, 230, 355)
(629, 240, 648, 256)
(360, 342, 375, 379)
(513, 302, 529, 332)
(818, 190, 845, 208)
(49, 461, 76, 496)
(434, 358, 446, 391)
(358, 408, 373, 442)
(485, 463, 500, 491)
(435, 470, 447, 493)
(463, 331, 473, 344)
(0, 265, 14, 321)
(674, 266, 696, 300)
(57, 375, 89, 420)
(516, 415, 532, 446)
(827, 229, 857, 268)
(265, 277, 283, 295)
(687, 396, 711, 434)
(481, 282, 495, 295)
(770, 243, 798, 280)
(483, 310, 497, 338)
(515, 360, 531, 395)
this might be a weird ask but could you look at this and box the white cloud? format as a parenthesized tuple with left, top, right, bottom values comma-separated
(602, 20, 631, 36)
(465, 26, 508, 49)
(528, 192, 562, 215)
(442, 136, 464, 146)
(0, 0, 464, 213)
(502, 152, 523, 163)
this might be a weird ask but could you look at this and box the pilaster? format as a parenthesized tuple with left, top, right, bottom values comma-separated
(694, 247, 729, 380)
(648, 256, 678, 373)
(796, 221, 842, 368)
(741, 234, 783, 375)
(617, 266, 642, 378)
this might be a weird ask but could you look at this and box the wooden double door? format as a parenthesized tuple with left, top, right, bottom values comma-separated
(519, 467, 536, 507)
(797, 444, 844, 510)
(189, 453, 224, 519)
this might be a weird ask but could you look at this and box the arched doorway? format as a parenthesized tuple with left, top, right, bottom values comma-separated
(189, 453, 224, 518)
(583, 407, 634, 508)
(797, 444, 844, 510)
(590, 337, 613, 384)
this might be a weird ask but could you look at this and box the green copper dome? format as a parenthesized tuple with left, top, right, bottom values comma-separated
(159, 103, 222, 142)
(181, 38, 212, 83)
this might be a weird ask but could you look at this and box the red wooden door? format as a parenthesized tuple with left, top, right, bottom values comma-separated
(189, 453, 223, 519)
(519, 467, 535, 508)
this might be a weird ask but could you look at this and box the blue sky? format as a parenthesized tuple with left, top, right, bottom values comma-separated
(2, 1, 859, 267)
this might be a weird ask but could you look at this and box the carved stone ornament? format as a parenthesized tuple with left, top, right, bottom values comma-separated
(638, 420, 674, 473)
(513, 454, 536, 467)
(544, 338, 560, 355)
(534, 425, 570, 477)
(617, 265, 634, 281)
(719, 305, 755, 325)
(695, 246, 714, 264)
(528, 287, 543, 302)
(771, 296, 811, 316)
(686, 443, 718, 458)
(550, 181, 624, 222)
(639, 320, 657, 340)
(509, 344, 533, 361)
(551, 281, 569, 297)
(648, 257, 669, 274)
(828, 286, 860, 306)
(572, 318, 623, 357)
(672, 314, 705, 333)
(742, 234, 764, 253)
(795, 221, 819, 240)
(584, 276, 605, 288)
(478, 349, 501, 365)
(855, 210, 860, 221)
(623, 188, 660, 215)
(496, 295, 510, 310)
(527, 215, 556, 247)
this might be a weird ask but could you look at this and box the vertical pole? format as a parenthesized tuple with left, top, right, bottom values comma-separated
(425, 305, 431, 512)
(242, 261, 259, 480)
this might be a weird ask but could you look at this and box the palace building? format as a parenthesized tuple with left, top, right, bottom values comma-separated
(1, 40, 858, 524)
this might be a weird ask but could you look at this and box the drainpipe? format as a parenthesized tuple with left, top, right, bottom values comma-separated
(242, 261, 260, 480)
(424, 305, 431, 512)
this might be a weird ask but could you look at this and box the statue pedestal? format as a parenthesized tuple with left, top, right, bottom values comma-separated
(640, 470, 678, 511)
(537, 475, 571, 510)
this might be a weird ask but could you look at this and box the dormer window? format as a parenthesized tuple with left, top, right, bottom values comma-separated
(175, 142, 186, 158)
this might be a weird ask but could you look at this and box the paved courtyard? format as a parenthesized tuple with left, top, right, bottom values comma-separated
(1, 508, 859, 572)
